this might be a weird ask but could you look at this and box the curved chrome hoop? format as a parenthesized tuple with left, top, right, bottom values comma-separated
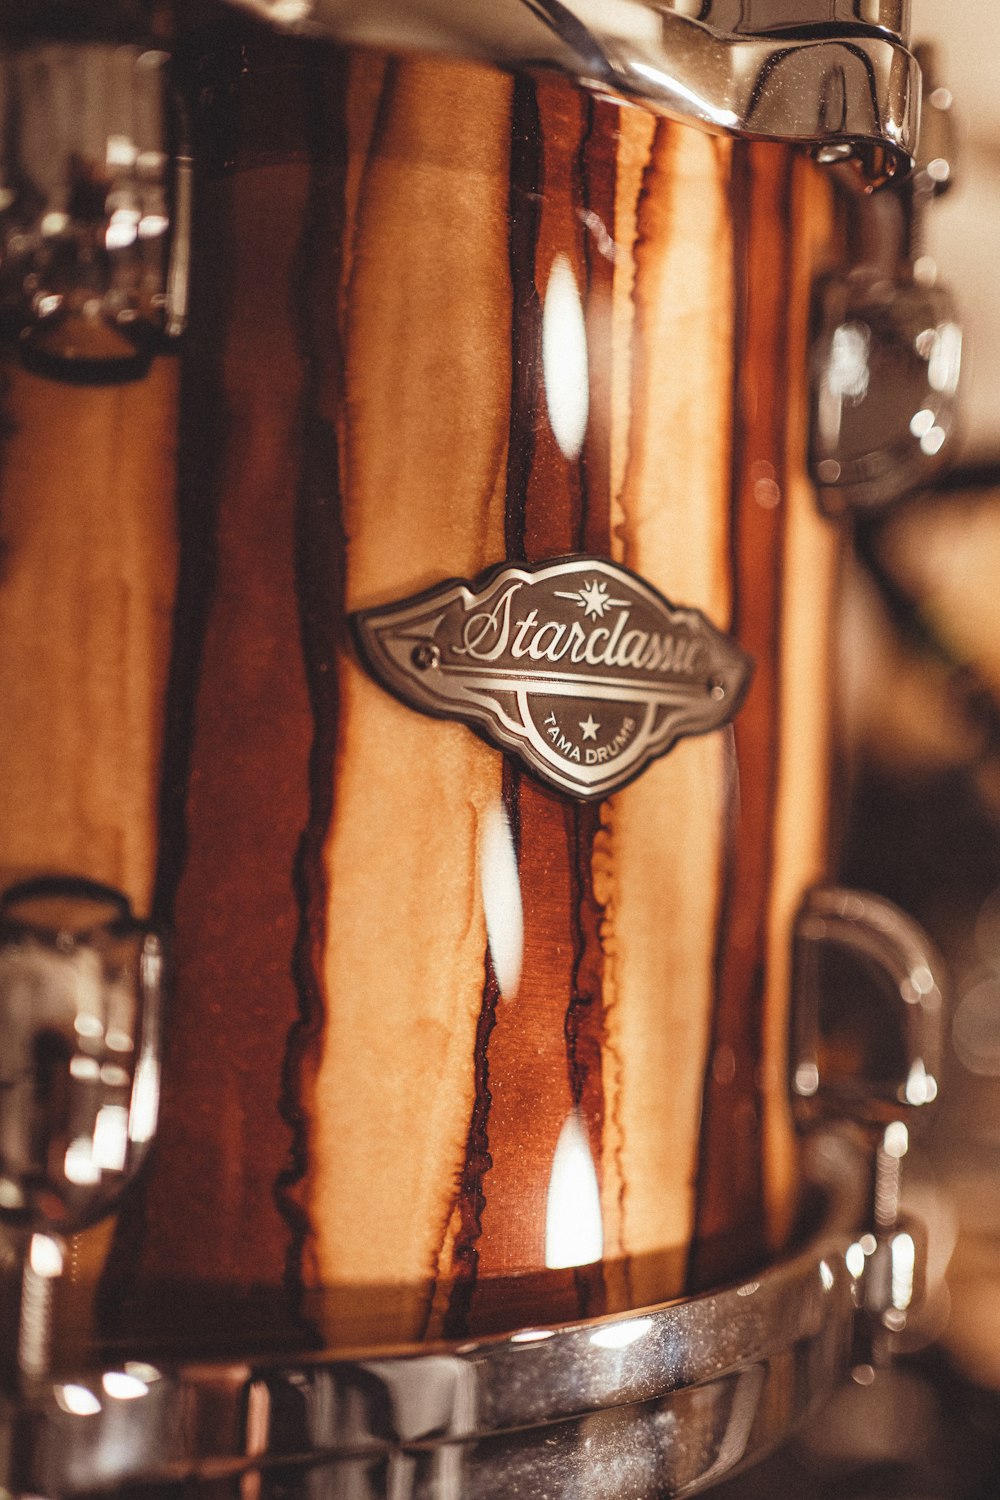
(227, 0, 921, 170)
(1, 1130, 889, 1500)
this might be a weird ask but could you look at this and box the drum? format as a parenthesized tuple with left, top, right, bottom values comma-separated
(0, 3, 949, 1495)
(84, 15, 847, 1355)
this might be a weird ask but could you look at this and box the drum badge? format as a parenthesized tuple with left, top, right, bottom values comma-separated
(352, 557, 752, 801)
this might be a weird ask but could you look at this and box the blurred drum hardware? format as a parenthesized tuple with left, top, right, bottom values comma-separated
(0, 2, 961, 1496)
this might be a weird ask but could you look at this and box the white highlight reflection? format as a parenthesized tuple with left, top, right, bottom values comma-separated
(128, 1052, 160, 1144)
(56, 1384, 102, 1417)
(927, 321, 962, 394)
(479, 802, 523, 1001)
(542, 254, 589, 461)
(545, 1110, 604, 1270)
(30, 1234, 64, 1279)
(103, 1371, 149, 1401)
(94, 1104, 130, 1172)
(904, 1057, 937, 1106)
(64, 1136, 100, 1186)
(590, 1317, 652, 1350)
(846, 1241, 866, 1280)
(891, 1231, 916, 1310)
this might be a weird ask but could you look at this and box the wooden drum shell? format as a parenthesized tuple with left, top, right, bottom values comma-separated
(0, 19, 843, 1360)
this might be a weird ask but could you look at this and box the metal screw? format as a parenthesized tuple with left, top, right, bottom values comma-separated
(411, 643, 440, 671)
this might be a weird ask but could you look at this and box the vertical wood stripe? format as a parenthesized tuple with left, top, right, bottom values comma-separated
(606, 119, 736, 1307)
(0, 26, 845, 1360)
(687, 143, 794, 1290)
(762, 154, 840, 1252)
(304, 54, 512, 1345)
(0, 360, 179, 911)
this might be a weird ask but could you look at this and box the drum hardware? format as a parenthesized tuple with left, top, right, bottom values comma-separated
(811, 49, 961, 511)
(352, 556, 755, 801)
(0, 1, 955, 1495)
(0, 885, 941, 1497)
(229, 0, 919, 174)
(658, 1, 911, 38)
(0, 878, 164, 1389)
(791, 886, 944, 1363)
(0, 17, 190, 386)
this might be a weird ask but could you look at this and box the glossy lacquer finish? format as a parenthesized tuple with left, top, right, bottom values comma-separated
(0, 15, 843, 1360)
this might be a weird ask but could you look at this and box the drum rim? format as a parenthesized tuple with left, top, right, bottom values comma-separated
(6, 1127, 878, 1497)
(219, 0, 920, 172)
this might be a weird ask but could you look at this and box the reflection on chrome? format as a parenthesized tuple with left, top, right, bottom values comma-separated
(545, 1109, 604, 1269)
(29, 1234, 64, 1280)
(890, 1230, 916, 1311)
(811, 280, 961, 509)
(64, 1137, 101, 1187)
(479, 801, 523, 1001)
(93, 1104, 130, 1172)
(795, 1059, 820, 1097)
(629, 60, 739, 129)
(542, 254, 589, 462)
(904, 1056, 937, 1106)
(234, 0, 919, 168)
(0, 38, 184, 375)
(590, 1316, 653, 1349)
(846, 1240, 867, 1280)
(102, 1371, 149, 1401)
(925, 320, 962, 394)
(883, 1120, 909, 1160)
(818, 322, 872, 451)
(128, 1052, 161, 1145)
(54, 1384, 102, 1418)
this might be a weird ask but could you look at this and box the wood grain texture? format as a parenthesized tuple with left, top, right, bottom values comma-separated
(0, 16, 846, 1359)
(0, 358, 179, 911)
(301, 54, 513, 1344)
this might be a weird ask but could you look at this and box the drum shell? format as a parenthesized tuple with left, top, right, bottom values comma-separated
(0, 17, 843, 1358)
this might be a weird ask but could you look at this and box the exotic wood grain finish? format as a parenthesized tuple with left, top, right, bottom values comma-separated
(0, 15, 844, 1361)
(0, 356, 180, 1361)
(0, 359, 179, 910)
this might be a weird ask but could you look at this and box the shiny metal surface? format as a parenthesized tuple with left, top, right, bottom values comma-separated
(810, 46, 962, 511)
(811, 271, 961, 511)
(0, 878, 164, 1384)
(352, 556, 752, 801)
(228, 0, 920, 169)
(0, 877, 163, 1239)
(0, 28, 186, 384)
(0, 1130, 876, 1499)
(793, 886, 945, 1126)
(658, 1, 910, 39)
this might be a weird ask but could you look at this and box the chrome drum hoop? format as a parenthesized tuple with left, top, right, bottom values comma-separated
(3, 1130, 885, 1499)
(226, 0, 921, 171)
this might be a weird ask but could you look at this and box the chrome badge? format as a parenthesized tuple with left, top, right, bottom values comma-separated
(352, 557, 753, 801)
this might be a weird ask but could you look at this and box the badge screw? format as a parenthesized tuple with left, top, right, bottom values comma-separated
(708, 676, 727, 701)
(411, 643, 441, 671)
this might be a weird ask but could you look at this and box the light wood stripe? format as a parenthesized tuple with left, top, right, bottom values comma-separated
(303, 57, 512, 1344)
(604, 120, 735, 1303)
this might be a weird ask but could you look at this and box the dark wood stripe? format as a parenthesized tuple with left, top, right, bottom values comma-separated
(279, 49, 351, 1324)
(101, 51, 321, 1351)
(687, 142, 795, 1291)
(469, 77, 616, 1327)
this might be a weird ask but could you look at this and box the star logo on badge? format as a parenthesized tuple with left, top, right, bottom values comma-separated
(555, 578, 629, 620)
(579, 715, 600, 741)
